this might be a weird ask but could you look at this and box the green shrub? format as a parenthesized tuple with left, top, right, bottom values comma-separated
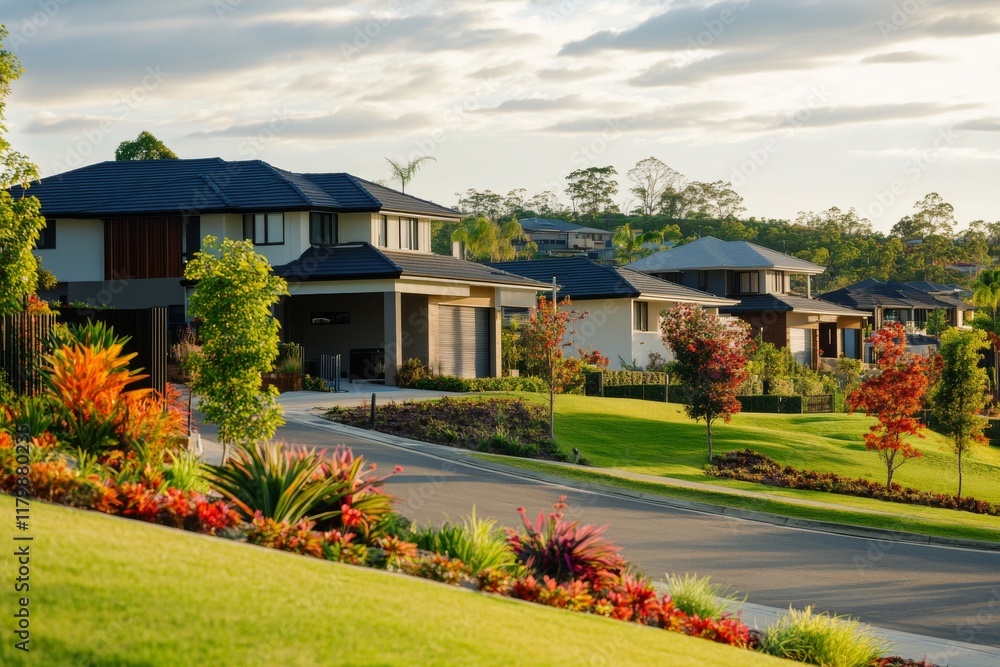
(396, 358, 431, 387)
(664, 573, 742, 621)
(409, 374, 547, 393)
(302, 374, 330, 392)
(163, 449, 207, 492)
(410, 509, 520, 575)
(601, 370, 669, 387)
(204, 443, 397, 540)
(759, 606, 888, 667)
(478, 434, 539, 458)
(0, 368, 14, 406)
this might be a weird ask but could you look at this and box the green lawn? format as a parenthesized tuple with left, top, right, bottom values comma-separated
(516, 393, 1000, 503)
(465, 393, 1000, 541)
(0, 495, 790, 667)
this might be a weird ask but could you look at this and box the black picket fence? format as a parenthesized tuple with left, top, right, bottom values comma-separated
(1, 308, 167, 397)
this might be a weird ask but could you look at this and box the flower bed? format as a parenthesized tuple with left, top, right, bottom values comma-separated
(708, 449, 1000, 516)
(323, 397, 565, 460)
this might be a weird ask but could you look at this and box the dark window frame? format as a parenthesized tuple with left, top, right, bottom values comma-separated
(243, 212, 285, 246)
(377, 214, 388, 247)
(37, 219, 57, 249)
(633, 301, 650, 332)
(399, 217, 419, 250)
(309, 212, 338, 246)
(733, 271, 760, 295)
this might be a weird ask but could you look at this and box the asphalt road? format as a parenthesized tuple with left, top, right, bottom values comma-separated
(265, 416, 1000, 648)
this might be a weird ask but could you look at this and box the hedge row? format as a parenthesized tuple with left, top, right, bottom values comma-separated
(736, 395, 804, 414)
(407, 375, 548, 393)
(600, 370, 669, 387)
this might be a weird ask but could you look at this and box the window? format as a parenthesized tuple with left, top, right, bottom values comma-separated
(633, 301, 650, 332)
(37, 219, 56, 249)
(659, 271, 682, 285)
(310, 311, 350, 325)
(377, 215, 388, 247)
(243, 213, 284, 245)
(309, 212, 337, 245)
(770, 270, 785, 293)
(734, 271, 759, 294)
(399, 217, 419, 250)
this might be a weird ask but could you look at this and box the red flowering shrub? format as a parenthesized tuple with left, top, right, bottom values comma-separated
(246, 515, 327, 558)
(709, 449, 1000, 516)
(507, 496, 625, 589)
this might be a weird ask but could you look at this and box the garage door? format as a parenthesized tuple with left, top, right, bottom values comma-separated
(789, 328, 812, 367)
(437, 306, 490, 378)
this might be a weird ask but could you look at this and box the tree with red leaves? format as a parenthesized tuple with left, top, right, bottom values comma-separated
(522, 295, 590, 440)
(846, 322, 929, 487)
(661, 304, 754, 462)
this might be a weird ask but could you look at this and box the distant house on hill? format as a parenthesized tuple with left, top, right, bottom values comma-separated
(517, 217, 614, 261)
(820, 278, 974, 333)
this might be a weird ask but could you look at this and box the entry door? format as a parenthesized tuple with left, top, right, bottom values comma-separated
(437, 306, 490, 378)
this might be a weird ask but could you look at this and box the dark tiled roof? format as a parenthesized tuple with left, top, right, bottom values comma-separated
(487, 257, 736, 304)
(720, 294, 868, 316)
(273, 243, 546, 287)
(12, 158, 462, 219)
(518, 216, 609, 235)
(820, 279, 972, 312)
(627, 236, 825, 274)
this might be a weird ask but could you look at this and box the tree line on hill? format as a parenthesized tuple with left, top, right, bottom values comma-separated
(438, 157, 998, 291)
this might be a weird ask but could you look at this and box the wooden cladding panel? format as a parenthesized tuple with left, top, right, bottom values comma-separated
(105, 216, 183, 280)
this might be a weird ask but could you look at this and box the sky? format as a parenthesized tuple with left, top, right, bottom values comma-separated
(2, 0, 999, 233)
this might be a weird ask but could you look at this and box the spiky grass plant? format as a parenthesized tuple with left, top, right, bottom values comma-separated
(758, 606, 889, 667)
(410, 508, 520, 575)
(664, 573, 744, 621)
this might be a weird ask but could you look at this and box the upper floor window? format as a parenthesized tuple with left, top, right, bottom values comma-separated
(633, 301, 650, 332)
(309, 212, 338, 246)
(659, 271, 682, 285)
(770, 270, 785, 293)
(37, 219, 56, 249)
(377, 215, 388, 247)
(244, 213, 284, 246)
(399, 217, 419, 250)
(733, 271, 759, 295)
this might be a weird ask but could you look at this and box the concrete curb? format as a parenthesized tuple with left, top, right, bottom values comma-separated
(288, 411, 1000, 553)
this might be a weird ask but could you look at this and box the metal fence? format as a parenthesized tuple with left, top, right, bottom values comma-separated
(1, 308, 166, 397)
(1, 313, 57, 397)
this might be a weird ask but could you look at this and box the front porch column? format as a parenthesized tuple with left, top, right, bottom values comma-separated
(383, 291, 402, 385)
(491, 288, 502, 377)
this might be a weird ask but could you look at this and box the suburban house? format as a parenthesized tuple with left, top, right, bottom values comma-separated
(820, 278, 975, 333)
(14, 158, 548, 384)
(488, 256, 737, 370)
(517, 217, 614, 261)
(626, 237, 868, 368)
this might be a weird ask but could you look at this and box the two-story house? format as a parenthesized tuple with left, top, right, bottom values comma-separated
(488, 256, 738, 370)
(626, 237, 868, 368)
(517, 217, 615, 261)
(14, 158, 546, 384)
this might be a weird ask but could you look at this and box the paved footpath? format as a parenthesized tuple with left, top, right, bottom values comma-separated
(193, 386, 1000, 667)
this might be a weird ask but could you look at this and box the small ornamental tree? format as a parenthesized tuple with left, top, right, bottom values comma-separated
(931, 328, 989, 497)
(522, 295, 587, 440)
(0, 26, 46, 314)
(846, 322, 929, 487)
(185, 236, 289, 461)
(661, 304, 754, 462)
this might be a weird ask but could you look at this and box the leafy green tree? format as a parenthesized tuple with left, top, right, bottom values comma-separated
(931, 328, 989, 496)
(384, 155, 436, 193)
(924, 308, 950, 337)
(185, 236, 289, 461)
(114, 130, 178, 161)
(612, 222, 662, 264)
(455, 188, 505, 221)
(0, 26, 46, 314)
(891, 193, 956, 239)
(971, 268, 1000, 399)
(451, 216, 534, 262)
(564, 166, 618, 218)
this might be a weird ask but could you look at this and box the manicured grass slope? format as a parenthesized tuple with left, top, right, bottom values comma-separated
(515, 393, 1000, 503)
(0, 496, 790, 667)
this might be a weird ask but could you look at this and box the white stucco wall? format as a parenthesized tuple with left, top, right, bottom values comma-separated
(36, 218, 103, 282)
(339, 212, 375, 244)
(563, 298, 632, 369)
